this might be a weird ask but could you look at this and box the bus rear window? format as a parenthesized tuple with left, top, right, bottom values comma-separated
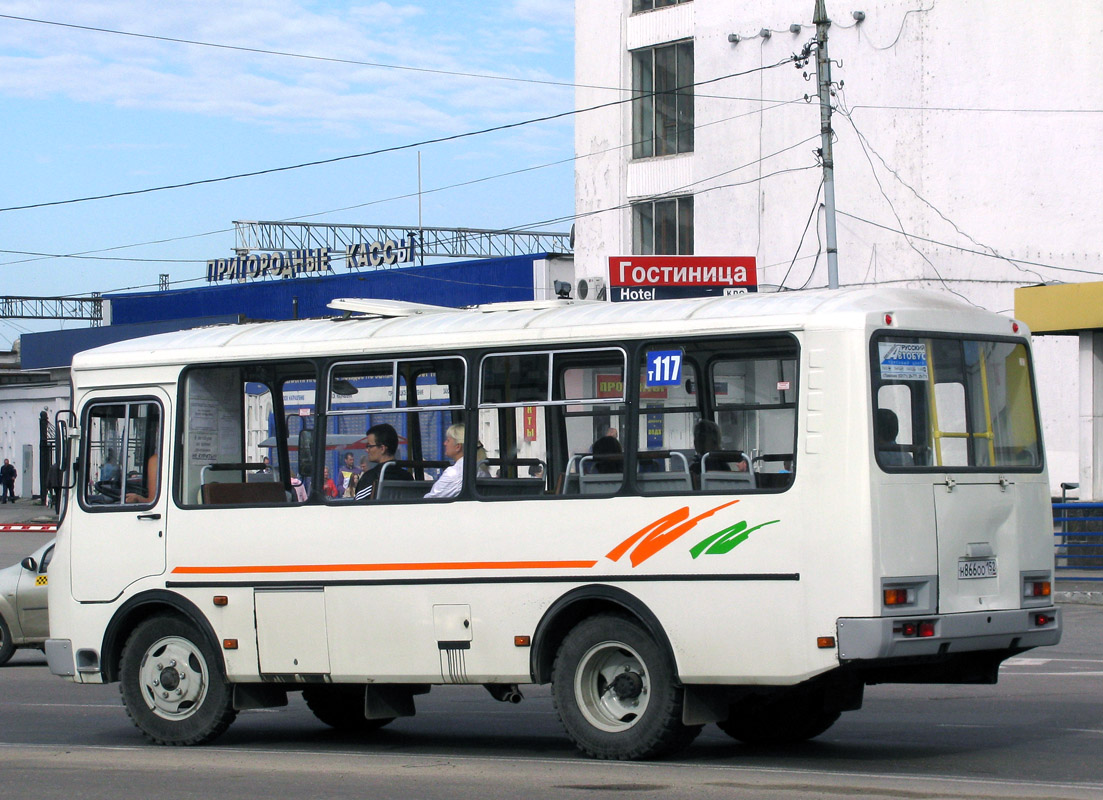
(872, 336, 1041, 470)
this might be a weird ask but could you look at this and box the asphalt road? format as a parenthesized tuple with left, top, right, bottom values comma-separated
(2, 528, 1101, 799)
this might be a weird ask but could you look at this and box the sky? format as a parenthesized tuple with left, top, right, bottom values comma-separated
(0, 0, 577, 348)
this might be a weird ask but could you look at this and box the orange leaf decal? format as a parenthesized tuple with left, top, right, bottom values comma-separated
(606, 500, 740, 567)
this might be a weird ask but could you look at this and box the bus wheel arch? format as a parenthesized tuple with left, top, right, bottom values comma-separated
(530, 585, 677, 685)
(102, 590, 224, 684)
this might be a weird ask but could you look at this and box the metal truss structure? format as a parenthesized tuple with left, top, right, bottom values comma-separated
(0, 295, 102, 324)
(233, 221, 572, 262)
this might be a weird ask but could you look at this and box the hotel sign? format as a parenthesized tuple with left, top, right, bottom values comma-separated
(608, 255, 757, 302)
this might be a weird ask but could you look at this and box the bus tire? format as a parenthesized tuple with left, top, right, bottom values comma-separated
(0, 614, 15, 666)
(717, 690, 840, 745)
(119, 615, 237, 745)
(302, 685, 394, 733)
(551, 613, 700, 760)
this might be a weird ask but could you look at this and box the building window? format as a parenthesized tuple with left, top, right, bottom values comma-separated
(633, 0, 692, 13)
(633, 196, 693, 255)
(632, 40, 693, 158)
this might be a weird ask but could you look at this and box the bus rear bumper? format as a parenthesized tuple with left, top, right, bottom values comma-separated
(836, 606, 1061, 662)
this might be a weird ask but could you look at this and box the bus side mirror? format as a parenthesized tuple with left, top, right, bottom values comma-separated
(55, 410, 78, 490)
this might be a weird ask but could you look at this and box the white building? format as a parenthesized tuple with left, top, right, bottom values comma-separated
(574, 0, 1103, 495)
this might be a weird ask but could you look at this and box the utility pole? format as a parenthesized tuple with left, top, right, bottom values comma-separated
(814, 0, 840, 289)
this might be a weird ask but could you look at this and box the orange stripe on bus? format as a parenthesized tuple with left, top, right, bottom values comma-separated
(172, 560, 599, 575)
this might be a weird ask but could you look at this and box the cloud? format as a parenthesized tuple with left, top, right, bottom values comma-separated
(0, 0, 574, 136)
(508, 0, 573, 28)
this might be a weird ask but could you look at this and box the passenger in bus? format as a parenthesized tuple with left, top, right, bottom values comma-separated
(875, 408, 911, 465)
(689, 420, 746, 488)
(589, 435, 623, 474)
(355, 423, 413, 500)
(99, 448, 120, 484)
(125, 453, 158, 504)
(425, 423, 465, 498)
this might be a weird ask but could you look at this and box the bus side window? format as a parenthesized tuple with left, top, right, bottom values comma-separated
(182, 365, 314, 506)
(711, 338, 798, 491)
(476, 348, 626, 499)
(328, 357, 465, 502)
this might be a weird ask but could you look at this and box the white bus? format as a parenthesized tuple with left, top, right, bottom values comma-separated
(45, 288, 1061, 760)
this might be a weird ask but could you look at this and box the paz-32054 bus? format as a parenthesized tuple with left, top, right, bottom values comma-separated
(45, 288, 1060, 760)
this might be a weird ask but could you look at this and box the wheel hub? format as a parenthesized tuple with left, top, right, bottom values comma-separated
(159, 666, 181, 692)
(611, 671, 643, 701)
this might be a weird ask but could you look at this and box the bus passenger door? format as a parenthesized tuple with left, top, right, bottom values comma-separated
(72, 392, 169, 603)
(932, 478, 1022, 614)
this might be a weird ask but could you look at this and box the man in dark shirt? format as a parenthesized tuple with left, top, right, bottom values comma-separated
(0, 458, 15, 503)
(356, 423, 413, 500)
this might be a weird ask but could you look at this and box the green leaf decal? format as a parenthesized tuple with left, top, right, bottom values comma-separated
(690, 519, 778, 558)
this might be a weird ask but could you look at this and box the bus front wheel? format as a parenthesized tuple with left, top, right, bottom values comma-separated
(551, 613, 700, 760)
(119, 615, 237, 745)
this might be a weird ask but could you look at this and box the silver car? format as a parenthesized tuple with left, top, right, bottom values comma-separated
(0, 540, 53, 665)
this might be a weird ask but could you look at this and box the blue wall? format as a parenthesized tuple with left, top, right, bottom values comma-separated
(106, 254, 542, 325)
(20, 315, 242, 370)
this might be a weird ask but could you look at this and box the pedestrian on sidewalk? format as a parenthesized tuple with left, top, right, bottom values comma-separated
(0, 458, 16, 504)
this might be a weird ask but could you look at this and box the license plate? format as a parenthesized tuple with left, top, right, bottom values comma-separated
(958, 558, 997, 579)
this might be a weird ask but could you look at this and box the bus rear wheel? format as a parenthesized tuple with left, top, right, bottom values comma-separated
(119, 615, 237, 745)
(302, 685, 394, 733)
(551, 614, 700, 760)
(717, 689, 840, 745)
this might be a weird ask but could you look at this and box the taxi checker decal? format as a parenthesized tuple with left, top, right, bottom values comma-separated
(35, 575, 48, 586)
(606, 500, 779, 567)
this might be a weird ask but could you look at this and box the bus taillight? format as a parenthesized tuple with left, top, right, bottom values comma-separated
(883, 588, 912, 606)
(1024, 580, 1051, 598)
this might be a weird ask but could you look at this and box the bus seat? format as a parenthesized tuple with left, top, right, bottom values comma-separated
(202, 481, 287, 505)
(579, 473, 623, 495)
(376, 480, 432, 501)
(700, 470, 756, 491)
(638, 472, 692, 493)
(475, 477, 546, 497)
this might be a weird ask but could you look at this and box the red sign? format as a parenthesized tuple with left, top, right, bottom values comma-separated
(607, 256, 757, 302)
(523, 406, 538, 442)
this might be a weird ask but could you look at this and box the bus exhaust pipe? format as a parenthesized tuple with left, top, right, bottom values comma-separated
(485, 683, 524, 704)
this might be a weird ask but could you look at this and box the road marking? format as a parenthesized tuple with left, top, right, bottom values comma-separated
(0, 741, 1101, 796)
(1000, 671, 1103, 677)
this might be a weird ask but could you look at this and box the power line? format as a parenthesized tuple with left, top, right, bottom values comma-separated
(837, 211, 1101, 278)
(836, 98, 1046, 284)
(778, 178, 824, 291)
(0, 13, 593, 91)
(0, 59, 796, 214)
(0, 97, 810, 270)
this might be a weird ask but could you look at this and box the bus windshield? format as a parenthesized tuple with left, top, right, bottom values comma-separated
(872, 334, 1041, 470)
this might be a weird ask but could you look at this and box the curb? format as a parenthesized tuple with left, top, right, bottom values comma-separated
(1054, 591, 1103, 606)
(0, 524, 57, 533)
